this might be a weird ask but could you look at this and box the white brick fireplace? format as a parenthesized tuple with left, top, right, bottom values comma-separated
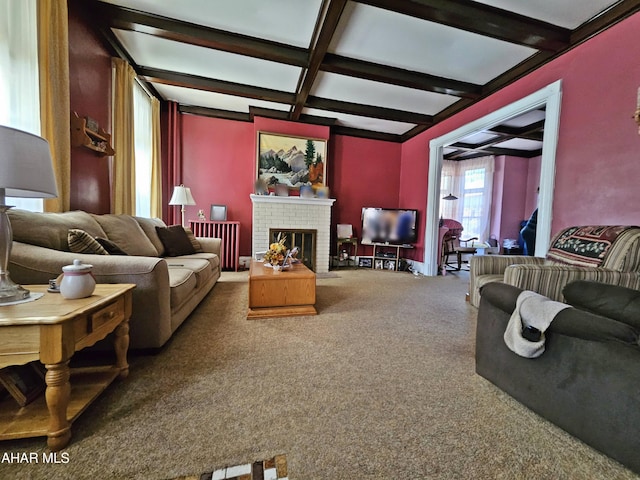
(251, 194, 336, 273)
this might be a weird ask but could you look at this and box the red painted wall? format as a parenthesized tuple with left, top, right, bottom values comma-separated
(68, 0, 113, 213)
(524, 156, 541, 218)
(400, 12, 640, 263)
(494, 156, 528, 242)
(180, 115, 402, 257)
(331, 135, 401, 255)
(181, 115, 255, 255)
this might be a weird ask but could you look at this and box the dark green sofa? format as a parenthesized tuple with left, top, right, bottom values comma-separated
(475, 281, 640, 474)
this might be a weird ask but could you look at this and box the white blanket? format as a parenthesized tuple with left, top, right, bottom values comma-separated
(503, 290, 570, 358)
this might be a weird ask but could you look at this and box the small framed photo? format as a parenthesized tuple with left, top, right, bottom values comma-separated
(358, 256, 373, 268)
(0, 362, 46, 407)
(210, 205, 227, 221)
(384, 260, 397, 271)
(374, 259, 384, 270)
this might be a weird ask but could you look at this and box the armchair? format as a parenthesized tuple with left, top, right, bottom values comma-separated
(469, 225, 640, 307)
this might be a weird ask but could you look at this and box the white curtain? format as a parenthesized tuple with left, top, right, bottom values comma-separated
(133, 80, 152, 217)
(0, 0, 42, 211)
(440, 156, 494, 242)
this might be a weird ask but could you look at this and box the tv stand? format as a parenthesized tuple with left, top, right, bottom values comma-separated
(370, 243, 413, 271)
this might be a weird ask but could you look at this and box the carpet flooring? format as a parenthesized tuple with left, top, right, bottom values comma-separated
(1, 270, 638, 479)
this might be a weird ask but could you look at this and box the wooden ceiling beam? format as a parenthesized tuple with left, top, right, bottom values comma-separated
(321, 54, 481, 99)
(306, 96, 432, 125)
(445, 144, 542, 159)
(179, 105, 251, 122)
(354, 0, 570, 51)
(489, 119, 545, 141)
(137, 67, 296, 104)
(291, 0, 348, 120)
(249, 107, 338, 127)
(90, 1, 309, 67)
(331, 126, 403, 142)
(570, 0, 640, 45)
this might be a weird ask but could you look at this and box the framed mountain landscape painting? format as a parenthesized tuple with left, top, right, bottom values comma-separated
(257, 132, 327, 191)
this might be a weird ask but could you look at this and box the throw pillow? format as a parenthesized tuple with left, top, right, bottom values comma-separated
(95, 237, 128, 255)
(92, 214, 158, 257)
(155, 225, 196, 257)
(68, 229, 109, 255)
(563, 280, 640, 331)
(184, 227, 204, 253)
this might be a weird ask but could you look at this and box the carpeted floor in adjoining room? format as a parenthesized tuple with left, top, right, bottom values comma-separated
(1, 269, 638, 479)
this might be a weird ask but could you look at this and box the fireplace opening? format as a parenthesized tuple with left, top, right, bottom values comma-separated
(269, 228, 317, 271)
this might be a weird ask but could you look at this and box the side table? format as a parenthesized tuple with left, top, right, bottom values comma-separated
(336, 238, 358, 268)
(0, 284, 135, 451)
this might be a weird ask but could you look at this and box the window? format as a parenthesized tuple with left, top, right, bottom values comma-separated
(0, 0, 43, 211)
(133, 80, 153, 217)
(440, 157, 494, 241)
(461, 168, 486, 239)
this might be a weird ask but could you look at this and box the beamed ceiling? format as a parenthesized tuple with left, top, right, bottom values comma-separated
(85, 0, 640, 143)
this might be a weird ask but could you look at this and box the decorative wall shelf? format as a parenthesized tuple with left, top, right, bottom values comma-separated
(71, 112, 114, 156)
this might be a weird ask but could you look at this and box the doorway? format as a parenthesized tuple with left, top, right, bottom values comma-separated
(423, 80, 563, 276)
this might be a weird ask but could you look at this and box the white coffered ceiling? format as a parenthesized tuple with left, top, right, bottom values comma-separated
(83, 0, 637, 143)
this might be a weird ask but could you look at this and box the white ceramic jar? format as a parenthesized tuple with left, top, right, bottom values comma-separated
(59, 259, 96, 299)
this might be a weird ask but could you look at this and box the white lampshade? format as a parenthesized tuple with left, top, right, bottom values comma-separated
(0, 125, 58, 198)
(168, 185, 196, 206)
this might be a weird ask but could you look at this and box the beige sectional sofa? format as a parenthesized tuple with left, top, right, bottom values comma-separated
(7, 209, 221, 350)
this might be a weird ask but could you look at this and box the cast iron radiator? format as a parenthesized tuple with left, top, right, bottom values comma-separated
(189, 220, 240, 271)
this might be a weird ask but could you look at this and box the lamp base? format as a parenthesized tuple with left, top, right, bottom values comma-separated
(0, 273, 30, 303)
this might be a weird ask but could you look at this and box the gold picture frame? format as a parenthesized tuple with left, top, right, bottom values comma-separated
(257, 131, 327, 191)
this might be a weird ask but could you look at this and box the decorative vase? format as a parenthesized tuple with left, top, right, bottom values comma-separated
(59, 259, 96, 299)
(272, 264, 282, 273)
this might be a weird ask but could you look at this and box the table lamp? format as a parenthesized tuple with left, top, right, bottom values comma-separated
(169, 184, 196, 227)
(0, 125, 58, 303)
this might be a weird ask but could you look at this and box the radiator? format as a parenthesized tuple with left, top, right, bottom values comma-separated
(189, 221, 240, 271)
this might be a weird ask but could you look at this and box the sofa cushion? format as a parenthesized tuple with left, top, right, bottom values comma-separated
(135, 217, 167, 256)
(563, 280, 640, 331)
(95, 237, 128, 255)
(92, 214, 159, 257)
(184, 227, 204, 253)
(167, 267, 197, 312)
(68, 229, 109, 255)
(156, 226, 196, 257)
(180, 252, 220, 272)
(165, 258, 213, 288)
(8, 209, 106, 251)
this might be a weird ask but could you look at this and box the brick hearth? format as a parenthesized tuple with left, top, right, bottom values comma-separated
(251, 194, 335, 273)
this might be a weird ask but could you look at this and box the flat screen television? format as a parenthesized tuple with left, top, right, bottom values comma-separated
(361, 208, 418, 245)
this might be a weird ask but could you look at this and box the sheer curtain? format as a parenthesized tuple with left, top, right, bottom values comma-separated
(0, 0, 42, 211)
(133, 81, 152, 217)
(440, 156, 494, 241)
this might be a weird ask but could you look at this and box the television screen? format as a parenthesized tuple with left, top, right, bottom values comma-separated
(361, 208, 418, 245)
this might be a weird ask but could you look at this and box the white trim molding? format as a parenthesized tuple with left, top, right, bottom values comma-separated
(424, 80, 563, 276)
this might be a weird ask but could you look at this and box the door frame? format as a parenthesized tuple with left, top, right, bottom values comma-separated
(422, 80, 563, 276)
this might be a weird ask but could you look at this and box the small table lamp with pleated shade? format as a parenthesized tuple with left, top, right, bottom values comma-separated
(0, 125, 58, 303)
(169, 184, 196, 227)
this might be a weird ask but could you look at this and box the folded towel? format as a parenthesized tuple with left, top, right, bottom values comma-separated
(504, 290, 570, 358)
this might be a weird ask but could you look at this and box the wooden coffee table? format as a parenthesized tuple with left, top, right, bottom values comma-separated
(0, 284, 135, 451)
(248, 261, 316, 319)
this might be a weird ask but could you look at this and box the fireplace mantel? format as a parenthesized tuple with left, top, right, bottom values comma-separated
(251, 194, 336, 273)
(250, 194, 336, 207)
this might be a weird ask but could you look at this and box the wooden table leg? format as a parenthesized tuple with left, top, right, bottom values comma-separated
(114, 319, 130, 379)
(45, 361, 71, 451)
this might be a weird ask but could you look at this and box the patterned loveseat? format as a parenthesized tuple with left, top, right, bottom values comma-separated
(469, 225, 640, 307)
